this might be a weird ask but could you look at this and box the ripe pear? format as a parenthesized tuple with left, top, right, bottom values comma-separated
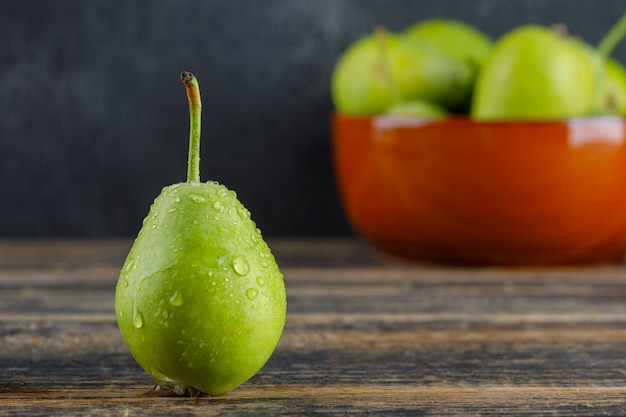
(385, 99, 448, 117)
(593, 12, 626, 114)
(405, 18, 492, 111)
(579, 42, 626, 115)
(405, 18, 492, 71)
(574, 40, 608, 115)
(115, 72, 286, 396)
(331, 28, 473, 114)
(599, 57, 626, 114)
(471, 25, 597, 119)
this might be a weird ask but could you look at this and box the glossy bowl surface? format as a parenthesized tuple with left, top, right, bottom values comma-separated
(333, 114, 626, 265)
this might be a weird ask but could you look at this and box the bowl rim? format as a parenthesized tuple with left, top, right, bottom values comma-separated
(333, 112, 626, 126)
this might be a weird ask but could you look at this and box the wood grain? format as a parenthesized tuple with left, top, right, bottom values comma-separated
(2, 239, 626, 415)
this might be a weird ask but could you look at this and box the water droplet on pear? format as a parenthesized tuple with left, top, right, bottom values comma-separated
(232, 255, 250, 276)
(133, 305, 144, 329)
(169, 291, 183, 307)
(189, 194, 206, 203)
(246, 288, 259, 301)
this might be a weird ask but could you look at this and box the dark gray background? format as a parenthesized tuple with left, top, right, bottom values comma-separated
(2, 0, 626, 237)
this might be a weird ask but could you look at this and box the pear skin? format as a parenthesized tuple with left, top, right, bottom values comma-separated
(471, 25, 596, 119)
(115, 72, 286, 396)
(331, 30, 473, 114)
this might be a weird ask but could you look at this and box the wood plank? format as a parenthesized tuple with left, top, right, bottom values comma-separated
(2, 386, 626, 416)
(2, 239, 626, 415)
(0, 239, 131, 269)
(0, 238, 390, 269)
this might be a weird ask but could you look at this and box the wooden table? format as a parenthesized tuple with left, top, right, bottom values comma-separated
(2, 239, 626, 415)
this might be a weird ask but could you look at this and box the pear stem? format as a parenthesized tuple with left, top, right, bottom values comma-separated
(598, 11, 626, 57)
(181, 71, 202, 183)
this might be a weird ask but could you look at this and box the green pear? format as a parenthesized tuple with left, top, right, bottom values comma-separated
(405, 18, 492, 112)
(405, 18, 492, 69)
(574, 39, 608, 114)
(593, 12, 626, 114)
(471, 25, 597, 119)
(581, 41, 626, 115)
(331, 28, 473, 114)
(385, 99, 448, 117)
(599, 57, 626, 114)
(115, 72, 286, 396)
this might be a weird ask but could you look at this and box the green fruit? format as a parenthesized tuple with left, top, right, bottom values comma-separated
(581, 41, 626, 115)
(405, 18, 492, 112)
(385, 99, 448, 117)
(594, 12, 626, 114)
(331, 28, 473, 114)
(471, 25, 597, 119)
(115, 72, 286, 396)
(405, 18, 492, 73)
(575, 40, 607, 114)
(599, 57, 626, 114)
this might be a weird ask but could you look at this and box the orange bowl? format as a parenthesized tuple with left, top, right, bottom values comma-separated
(332, 114, 626, 265)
